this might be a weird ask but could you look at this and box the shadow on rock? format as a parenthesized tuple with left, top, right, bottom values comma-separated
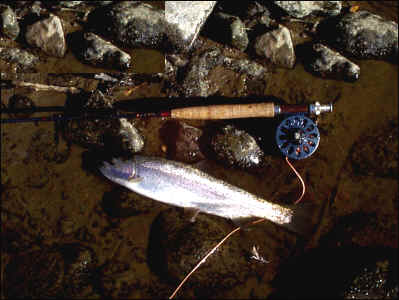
(270, 245, 398, 299)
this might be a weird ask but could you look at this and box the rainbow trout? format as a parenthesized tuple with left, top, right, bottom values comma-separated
(99, 156, 311, 234)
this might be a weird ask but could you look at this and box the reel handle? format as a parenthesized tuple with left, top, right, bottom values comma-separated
(171, 103, 275, 119)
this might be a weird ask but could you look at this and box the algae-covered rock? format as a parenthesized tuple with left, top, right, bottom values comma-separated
(211, 124, 264, 169)
(319, 10, 398, 62)
(87, 1, 165, 49)
(274, 1, 342, 18)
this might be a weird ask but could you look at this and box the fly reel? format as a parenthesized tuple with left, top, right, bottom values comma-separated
(275, 114, 320, 160)
(273, 101, 332, 160)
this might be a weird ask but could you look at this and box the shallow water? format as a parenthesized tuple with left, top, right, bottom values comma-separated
(1, 1, 398, 299)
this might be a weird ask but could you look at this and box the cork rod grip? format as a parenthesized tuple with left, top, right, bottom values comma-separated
(170, 103, 275, 120)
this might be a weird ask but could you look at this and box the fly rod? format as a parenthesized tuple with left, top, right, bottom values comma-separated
(1, 101, 333, 160)
(1, 101, 332, 122)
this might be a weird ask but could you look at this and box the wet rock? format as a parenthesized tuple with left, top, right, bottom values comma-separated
(304, 43, 360, 81)
(58, 1, 83, 8)
(223, 56, 267, 78)
(102, 187, 154, 218)
(87, 1, 164, 49)
(211, 124, 264, 169)
(4, 248, 66, 298)
(4, 244, 97, 298)
(274, 1, 342, 19)
(148, 209, 253, 296)
(350, 119, 398, 178)
(25, 14, 67, 57)
(63, 90, 117, 149)
(160, 121, 205, 164)
(254, 24, 295, 68)
(181, 48, 224, 97)
(165, 57, 175, 80)
(342, 258, 398, 299)
(0, 47, 39, 70)
(320, 10, 398, 62)
(7, 94, 36, 119)
(59, 243, 98, 297)
(166, 53, 189, 68)
(165, 1, 217, 53)
(246, 1, 269, 18)
(181, 48, 267, 97)
(271, 246, 398, 299)
(0, 5, 20, 40)
(74, 32, 131, 71)
(63, 91, 143, 156)
(118, 118, 144, 153)
(29, 1, 43, 16)
(206, 12, 249, 52)
(165, 53, 188, 81)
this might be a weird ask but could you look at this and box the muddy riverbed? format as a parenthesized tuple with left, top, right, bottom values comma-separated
(1, 1, 398, 299)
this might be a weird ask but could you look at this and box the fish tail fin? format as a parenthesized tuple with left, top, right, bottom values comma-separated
(282, 202, 319, 236)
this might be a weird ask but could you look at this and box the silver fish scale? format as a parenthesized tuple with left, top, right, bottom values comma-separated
(100, 156, 294, 225)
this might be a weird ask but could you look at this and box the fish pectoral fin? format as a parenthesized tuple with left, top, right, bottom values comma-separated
(184, 207, 201, 223)
(128, 176, 142, 183)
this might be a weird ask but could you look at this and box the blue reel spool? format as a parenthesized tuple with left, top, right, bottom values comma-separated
(275, 114, 320, 160)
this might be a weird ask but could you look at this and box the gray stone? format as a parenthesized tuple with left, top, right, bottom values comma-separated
(181, 48, 224, 97)
(87, 1, 164, 49)
(210, 12, 249, 52)
(320, 10, 398, 62)
(305, 43, 360, 81)
(118, 118, 144, 154)
(274, 1, 342, 18)
(254, 24, 295, 68)
(223, 56, 267, 78)
(0, 47, 39, 70)
(182, 47, 268, 97)
(25, 14, 66, 57)
(246, 1, 268, 18)
(76, 32, 131, 71)
(0, 6, 20, 40)
(211, 124, 264, 169)
(58, 1, 83, 7)
(165, 1, 217, 53)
